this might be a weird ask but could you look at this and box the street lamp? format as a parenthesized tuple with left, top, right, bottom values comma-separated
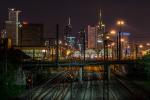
(117, 20, 124, 26)
(110, 30, 116, 35)
(111, 42, 115, 60)
(139, 44, 143, 58)
(111, 42, 115, 46)
(106, 36, 110, 39)
(139, 44, 143, 49)
(59, 40, 62, 60)
(59, 40, 62, 44)
(42, 49, 46, 60)
(121, 38, 125, 42)
(146, 43, 150, 46)
(117, 20, 125, 60)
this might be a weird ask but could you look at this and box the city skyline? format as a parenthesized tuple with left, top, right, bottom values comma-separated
(1, 1, 150, 99)
(1, 0, 150, 43)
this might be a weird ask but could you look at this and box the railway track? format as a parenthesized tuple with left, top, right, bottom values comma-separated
(114, 74, 150, 100)
(31, 71, 70, 100)
(30, 68, 148, 100)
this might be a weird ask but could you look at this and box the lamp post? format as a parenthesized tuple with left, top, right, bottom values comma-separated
(78, 28, 86, 84)
(59, 40, 62, 60)
(117, 20, 124, 60)
(56, 24, 59, 64)
(139, 44, 143, 58)
(111, 42, 115, 60)
(109, 30, 117, 60)
(110, 30, 116, 35)
(102, 31, 111, 100)
(78, 28, 86, 62)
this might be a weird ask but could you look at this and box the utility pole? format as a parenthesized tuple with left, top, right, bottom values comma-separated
(116, 35, 119, 60)
(135, 44, 138, 59)
(118, 30, 121, 60)
(117, 20, 124, 60)
(83, 29, 86, 62)
(56, 24, 59, 64)
(103, 32, 109, 100)
(4, 38, 8, 85)
(78, 28, 86, 84)
(79, 28, 86, 62)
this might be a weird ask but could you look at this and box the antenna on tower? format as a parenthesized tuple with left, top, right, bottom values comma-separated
(100, 9, 102, 19)
(99, 9, 102, 26)
(68, 17, 71, 26)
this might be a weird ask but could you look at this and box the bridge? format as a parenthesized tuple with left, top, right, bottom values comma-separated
(22, 59, 136, 69)
(20, 58, 150, 100)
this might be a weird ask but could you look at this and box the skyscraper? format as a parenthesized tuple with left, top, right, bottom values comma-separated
(5, 8, 21, 46)
(97, 10, 105, 49)
(87, 25, 97, 49)
(64, 17, 76, 49)
(87, 10, 105, 49)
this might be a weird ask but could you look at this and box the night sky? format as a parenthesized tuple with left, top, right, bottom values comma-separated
(1, 0, 150, 43)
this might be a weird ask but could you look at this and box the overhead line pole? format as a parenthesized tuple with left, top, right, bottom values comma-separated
(56, 24, 59, 64)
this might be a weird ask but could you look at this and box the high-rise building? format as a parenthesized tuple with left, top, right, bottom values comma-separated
(87, 25, 98, 49)
(96, 10, 105, 51)
(5, 8, 21, 46)
(19, 22, 43, 46)
(87, 10, 105, 49)
(64, 17, 76, 49)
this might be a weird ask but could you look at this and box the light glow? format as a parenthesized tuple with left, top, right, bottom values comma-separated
(110, 30, 116, 35)
(139, 45, 143, 48)
(146, 43, 150, 46)
(106, 36, 110, 39)
(111, 42, 115, 46)
(121, 38, 125, 42)
(97, 40, 103, 43)
(42, 50, 46, 52)
(117, 20, 125, 25)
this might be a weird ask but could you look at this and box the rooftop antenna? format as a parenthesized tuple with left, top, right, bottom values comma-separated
(100, 9, 102, 20)
(99, 9, 102, 29)
(68, 17, 71, 26)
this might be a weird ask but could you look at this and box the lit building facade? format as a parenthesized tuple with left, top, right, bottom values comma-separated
(5, 8, 21, 46)
(87, 10, 105, 50)
(64, 18, 76, 49)
(121, 32, 131, 58)
(87, 25, 98, 49)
